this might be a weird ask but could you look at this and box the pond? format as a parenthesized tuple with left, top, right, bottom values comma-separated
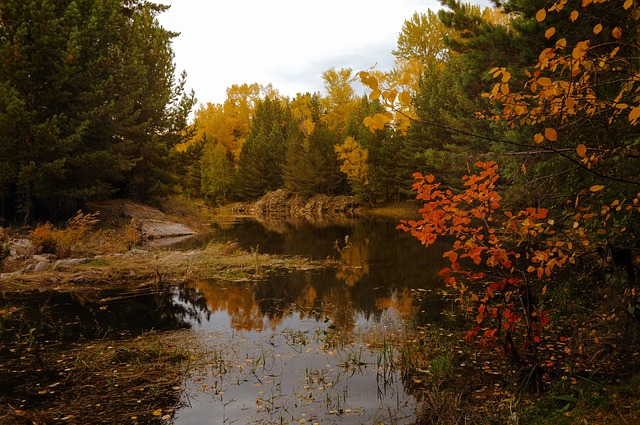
(171, 216, 452, 424)
(0, 216, 452, 424)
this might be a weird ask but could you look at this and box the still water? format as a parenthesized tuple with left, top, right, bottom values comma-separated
(171, 217, 450, 424)
(0, 216, 451, 424)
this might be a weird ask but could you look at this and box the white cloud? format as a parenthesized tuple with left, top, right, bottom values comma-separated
(156, 0, 492, 106)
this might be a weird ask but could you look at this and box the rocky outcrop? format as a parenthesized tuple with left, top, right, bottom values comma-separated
(245, 190, 360, 219)
(121, 202, 197, 242)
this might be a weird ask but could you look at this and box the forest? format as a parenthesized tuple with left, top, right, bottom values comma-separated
(1, 0, 640, 423)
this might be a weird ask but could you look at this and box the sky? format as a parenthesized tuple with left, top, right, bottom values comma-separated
(155, 0, 493, 107)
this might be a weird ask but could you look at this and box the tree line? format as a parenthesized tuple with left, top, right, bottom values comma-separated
(0, 0, 195, 222)
(2, 0, 638, 242)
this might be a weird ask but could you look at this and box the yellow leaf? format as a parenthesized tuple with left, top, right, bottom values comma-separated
(501, 71, 511, 83)
(152, 410, 162, 416)
(369, 90, 380, 101)
(624, 0, 633, 10)
(366, 76, 379, 91)
(372, 113, 390, 130)
(593, 23, 603, 34)
(545, 128, 558, 141)
(534, 133, 544, 144)
(545, 27, 556, 39)
(556, 38, 567, 49)
(576, 144, 587, 158)
(590, 185, 605, 192)
(538, 77, 552, 87)
(569, 10, 579, 22)
(629, 106, 640, 122)
(572, 41, 589, 59)
(612, 27, 622, 39)
(398, 91, 412, 105)
(521, 163, 527, 174)
(536, 8, 547, 22)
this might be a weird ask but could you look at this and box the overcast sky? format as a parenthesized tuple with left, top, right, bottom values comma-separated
(155, 0, 493, 106)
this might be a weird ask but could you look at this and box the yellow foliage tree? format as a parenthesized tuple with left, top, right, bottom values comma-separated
(335, 136, 369, 195)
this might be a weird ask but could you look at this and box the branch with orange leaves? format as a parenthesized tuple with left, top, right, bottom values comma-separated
(357, 70, 640, 188)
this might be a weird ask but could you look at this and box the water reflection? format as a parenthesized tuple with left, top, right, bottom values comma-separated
(0, 285, 210, 344)
(0, 217, 453, 424)
(170, 217, 453, 424)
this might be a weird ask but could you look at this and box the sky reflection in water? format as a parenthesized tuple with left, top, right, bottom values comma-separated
(172, 218, 449, 424)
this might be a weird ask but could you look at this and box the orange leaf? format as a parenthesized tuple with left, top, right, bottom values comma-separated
(534, 133, 544, 144)
(536, 8, 547, 22)
(545, 27, 556, 39)
(521, 163, 527, 175)
(542, 285, 547, 296)
(590, 185, 605, 192)
(572, 41, 589, 59)
(545, 128, 558, 141)
(569, 10, 579, 22)
(593, 23, 603, 34)
(576, 143, 587, 158)
(612, 27, 622, 39)
(624, 0, 633, 9)
(630, 106, 640, 123)
(538, 77, 552, 87)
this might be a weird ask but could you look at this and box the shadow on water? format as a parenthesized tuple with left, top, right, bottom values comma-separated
(0, 285, 210, 344)
(0, 216, 453, 424)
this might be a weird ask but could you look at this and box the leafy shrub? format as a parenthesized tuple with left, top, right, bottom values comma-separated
(124, 219, 143, 249)
(32, 210, 100, 258)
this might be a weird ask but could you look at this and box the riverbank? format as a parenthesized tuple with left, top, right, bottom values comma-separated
(0, 196, 337, 424)
(1, 194, 638, 424)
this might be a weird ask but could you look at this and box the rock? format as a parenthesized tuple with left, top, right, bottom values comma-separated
(251, 190, 360, 218)
(9, 238, 34, 258)
(34, 261, 50, 272)
(140, 219, 196, 240)
(54, 258, 93, 269)
(0, 271, 23, 279)
(121, 202, 166, 219)
(33, 254, 56, 262)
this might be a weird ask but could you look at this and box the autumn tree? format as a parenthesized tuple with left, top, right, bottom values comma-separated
(321, 68, 358, 135)
(0, 0, 194, 221)
(393, 10, 454, 68)
(335, 136, 370, 198)
(356, 0, 640, 393)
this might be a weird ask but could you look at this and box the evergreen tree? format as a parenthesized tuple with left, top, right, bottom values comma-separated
(233, 98, 293, 199)
(0, 0, 194, 221)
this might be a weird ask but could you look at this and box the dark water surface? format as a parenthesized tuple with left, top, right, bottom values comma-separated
(0, 217, 450, 424)
(170, 217, 450, 424)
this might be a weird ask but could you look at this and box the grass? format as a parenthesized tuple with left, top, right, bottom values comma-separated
(0, 330, 196, 425)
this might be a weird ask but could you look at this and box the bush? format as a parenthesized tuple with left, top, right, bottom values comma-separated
(31, 210, 100, 258)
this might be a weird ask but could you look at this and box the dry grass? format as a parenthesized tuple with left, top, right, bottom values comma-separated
(0, 330, 196, 425)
